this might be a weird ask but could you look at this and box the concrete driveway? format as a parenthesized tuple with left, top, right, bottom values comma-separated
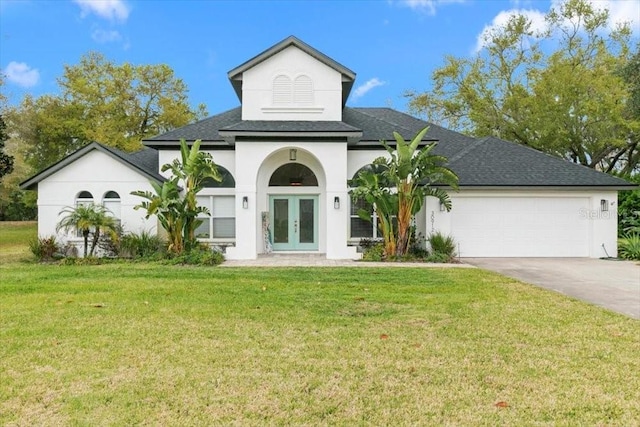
(465, 258, 640, 319)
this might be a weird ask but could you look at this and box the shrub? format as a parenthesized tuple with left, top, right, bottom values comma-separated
(428, 232, 457, 258)
(409, 231, 428, 258)
(97, 223, 125, 257)
(424, 252, 452, 263)
(362, 243, 385, 262)
(164, 245, 224, 266)
(618, 234, 640, 260)
(28, 236, 61, 261)
(119, 231, 165, 259)
(59, 256, 104, 266)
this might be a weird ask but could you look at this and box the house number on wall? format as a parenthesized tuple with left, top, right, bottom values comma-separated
(430, 211, 435, 233)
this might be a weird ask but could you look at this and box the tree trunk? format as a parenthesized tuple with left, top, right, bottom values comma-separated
(82, 230, 90, 257)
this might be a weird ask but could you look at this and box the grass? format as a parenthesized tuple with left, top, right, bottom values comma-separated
(1, 222, 639, 425)
(0, 221, 36, 264)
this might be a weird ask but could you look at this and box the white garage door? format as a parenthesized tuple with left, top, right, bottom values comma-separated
(451, 197, 590, 257)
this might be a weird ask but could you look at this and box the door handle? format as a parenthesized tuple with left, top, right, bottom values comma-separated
(294, 220, 298, 233)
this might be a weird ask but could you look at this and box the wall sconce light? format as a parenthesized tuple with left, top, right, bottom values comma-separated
(600, 199, 608, 212)
(439, 201, 446, 212)
(334, 196, 340, 210)
(289, 149, 297, 161)
(242, 196, 248, 209)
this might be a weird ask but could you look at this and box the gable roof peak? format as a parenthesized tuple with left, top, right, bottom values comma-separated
(227, 35, 356, 107)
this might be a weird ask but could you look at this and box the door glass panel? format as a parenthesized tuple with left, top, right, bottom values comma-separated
(299, 199, 314, 244)
(273, 199, 289, 243)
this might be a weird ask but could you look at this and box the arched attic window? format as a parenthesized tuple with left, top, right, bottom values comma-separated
(202, 166, 236, 188)
(273, 75, 292, 105)
(269, 163, 318, 186)
(294, 75, 313, 105)
(75, 191, 94, 207)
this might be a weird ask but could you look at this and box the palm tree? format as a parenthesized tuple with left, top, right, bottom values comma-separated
(57, 204, 118, 257)
(87, 206, 118, 256)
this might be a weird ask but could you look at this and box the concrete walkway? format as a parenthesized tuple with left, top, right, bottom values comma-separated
(466, 258, 640, 319)
(221, 253, 474, 268)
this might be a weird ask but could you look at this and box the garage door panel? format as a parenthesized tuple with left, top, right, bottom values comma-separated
(451, 197, 590, 257)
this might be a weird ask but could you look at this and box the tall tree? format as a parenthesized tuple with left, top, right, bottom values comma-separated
(407, 0, 639, 173)
(10, 52, 207, 173)
(0, 114, 13, 181)
(0, 77, 14, 181)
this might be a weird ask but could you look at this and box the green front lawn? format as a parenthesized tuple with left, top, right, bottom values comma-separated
(1, 222, 639, 425)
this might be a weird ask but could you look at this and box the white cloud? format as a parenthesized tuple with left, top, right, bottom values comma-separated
(398, 0, 465, 15)
(91, 28, 122, 43)
(3, 61, 40, 88)
(74, 0, 130, 22)
(353, 78, 386, 100)
(578, 0, 640, 34)
(474, 9, 547, 53)
(478, 0, 640, 54)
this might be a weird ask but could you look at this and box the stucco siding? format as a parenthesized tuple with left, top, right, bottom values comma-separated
(37, 149, 157, 243)
(241, 46, 343, 121)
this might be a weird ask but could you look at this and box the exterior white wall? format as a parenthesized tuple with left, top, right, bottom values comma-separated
(225, 141, 358, 260)
(426, 190, 619, 258)
(36, 150, 157, 249)
(157, 150, 236, 179)
(346, 150, 388, 180)
(241, 46, 343, 121)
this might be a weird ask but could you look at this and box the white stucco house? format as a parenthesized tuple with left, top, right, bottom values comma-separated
(21, 36, 635, 259)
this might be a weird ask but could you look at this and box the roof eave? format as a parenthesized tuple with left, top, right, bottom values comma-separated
(19, 142, 165, 191)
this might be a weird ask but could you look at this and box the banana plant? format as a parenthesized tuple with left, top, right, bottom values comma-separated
(351, 127, 459, 257)
(132, 139, 221, 253)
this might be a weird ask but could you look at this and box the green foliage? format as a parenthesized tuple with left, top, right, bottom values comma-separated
(162, 245, 224, 266)
(132, 139, 221, 254)
(618, 234, 640, 260)
(0, 189, 37, 221)
(618, 174, 640, 236)
(424, 252, 451, 263)
(428, 232, 456, 255)
(361, 243, 385, 262)
(56, 204, 118, 257)
(350, 127, 458, 258)
(0, 114, 13, 180)
(428, 232, 457, 261)
(28, 235, 61, 261)
(8, 52, 207, 173)
(59, 256, 104, 266)
(407, 0, 639, 174)
(119, 231, 166, 259)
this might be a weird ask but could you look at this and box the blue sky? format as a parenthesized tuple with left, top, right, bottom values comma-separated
(1, 0, 638, 116)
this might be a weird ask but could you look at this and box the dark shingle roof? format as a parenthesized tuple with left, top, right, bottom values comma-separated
(449, 137, 631, 187)
(142, 107, 634, 189)
(20, 142, 164, 191)
(145, 108, 242, 143)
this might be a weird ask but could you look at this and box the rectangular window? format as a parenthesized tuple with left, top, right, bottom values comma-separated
(350, 198, 376, 238)
(196, 196, 236, 240)
(103, 200, 122, 230)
